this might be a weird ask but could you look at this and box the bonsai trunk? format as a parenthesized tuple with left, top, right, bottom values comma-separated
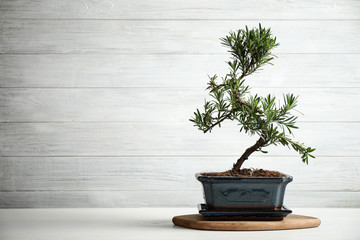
(232, 130, 267, 171)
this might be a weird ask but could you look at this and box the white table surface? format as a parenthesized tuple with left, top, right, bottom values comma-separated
(0, 208, 359, 240)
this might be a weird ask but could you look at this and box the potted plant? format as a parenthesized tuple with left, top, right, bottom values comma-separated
(190, 24, 315, 214)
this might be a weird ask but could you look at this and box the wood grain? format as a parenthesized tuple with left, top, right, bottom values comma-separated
(0, 157, 359, 191)
(0, 88, 358, 122)
(0, 122, 359, 156)
(1, 0, 359, 208)
(1, 54, 359, 88)
(1, 0, 359, 19)
(1, 20, 360, 54)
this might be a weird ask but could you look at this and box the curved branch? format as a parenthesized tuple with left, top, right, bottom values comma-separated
(203, 112, 232, 133)
(232, 130, 267, 171)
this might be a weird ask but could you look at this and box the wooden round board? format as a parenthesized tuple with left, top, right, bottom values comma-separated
(172, 214, 320, 231)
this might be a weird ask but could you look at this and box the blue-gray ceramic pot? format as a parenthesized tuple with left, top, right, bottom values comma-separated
(196, 173, 293, 210)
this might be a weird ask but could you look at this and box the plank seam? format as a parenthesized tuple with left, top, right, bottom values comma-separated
(0, 155, 358, 158)
(1, 52, 360, 55)
(0, 121, 359, 124)
(1, 87, 359, 89)
(1, 18, 360, 21)
(2, 52, 360, 55)
(0, 190, 358, 192)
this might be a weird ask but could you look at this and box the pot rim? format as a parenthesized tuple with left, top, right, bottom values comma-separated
(195, 172, 293, 182)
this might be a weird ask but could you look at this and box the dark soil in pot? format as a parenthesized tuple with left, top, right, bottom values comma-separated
(201, 168, 286, 177)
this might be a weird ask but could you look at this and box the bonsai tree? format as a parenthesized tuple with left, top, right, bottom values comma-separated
(190, 24, 315, 175)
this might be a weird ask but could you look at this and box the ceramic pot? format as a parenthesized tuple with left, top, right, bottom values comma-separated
(196, 173, 293, 210)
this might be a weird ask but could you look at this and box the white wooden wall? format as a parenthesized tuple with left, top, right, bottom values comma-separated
(0, 0, 359, 208)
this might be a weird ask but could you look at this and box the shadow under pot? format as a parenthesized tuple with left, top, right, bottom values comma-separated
(196, 173, 293, 210)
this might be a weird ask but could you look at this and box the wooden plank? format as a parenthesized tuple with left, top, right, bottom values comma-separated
(1, 20, 360, 54)
(0, 0, 359, 20)
(1, 88, 359, 122)
(1, 0, 358, 211)
(0, 122, 358, 156)
(0, 157, 359, 191)
(172, 214, 321, 231)
(1, 53, 359, 88)
(0, 190, 358, 208)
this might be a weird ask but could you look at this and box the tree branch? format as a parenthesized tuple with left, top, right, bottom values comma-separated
(203, 111, 232, 133)
(232, 130, 267, 171)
